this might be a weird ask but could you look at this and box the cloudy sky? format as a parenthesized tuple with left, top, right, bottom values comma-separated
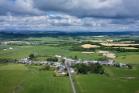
(0, 0, 139, 32)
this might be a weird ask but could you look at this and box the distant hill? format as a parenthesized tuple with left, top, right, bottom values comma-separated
(0, 30, 139, 38)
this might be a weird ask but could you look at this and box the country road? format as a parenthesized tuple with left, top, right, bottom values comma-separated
(65, 61, 77, 93)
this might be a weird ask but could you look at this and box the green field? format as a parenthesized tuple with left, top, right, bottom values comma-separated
(0, 36, 139, 93)
(75, 65, 139, 93)
(0, 45, 103, 60)
(0, 36, 139, 63)
(116, 52, 139, 64)
(0, 64, 71, 93)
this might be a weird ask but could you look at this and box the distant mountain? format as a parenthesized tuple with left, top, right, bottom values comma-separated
(0, 30, 139, 38)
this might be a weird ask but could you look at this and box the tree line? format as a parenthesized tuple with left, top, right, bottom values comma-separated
(73, 63, 104, 74)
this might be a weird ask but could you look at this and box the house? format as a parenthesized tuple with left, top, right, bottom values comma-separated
(9, 47, 13, 50)
(55, 65, 67, 76)
(19, 57, 32, 64)
(53, 62, 62, 67)
(70, 68, 75, 74)
(119, 63, 127, 67)
(99, 60, 114, 65)
(55, 55, 62, 62)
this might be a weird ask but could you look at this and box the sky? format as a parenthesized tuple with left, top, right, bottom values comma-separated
(0, 0, 139, 32)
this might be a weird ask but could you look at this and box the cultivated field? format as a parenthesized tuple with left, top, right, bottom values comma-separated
(100, 43, 139, 47)
(81, 44, 100, 49)
(75, 65, 139, 93)
(116, 52, 139, 64)
(0, 64, 72, 93)
(0, 45, 103, 61)
(0, 35, 139, 93)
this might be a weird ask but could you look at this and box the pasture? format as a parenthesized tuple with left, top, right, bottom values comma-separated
(75, 65, 139, 93)
(0, 64, 71, 93)
(0, 35, 139, 93)
(116, 52, 139, 64)
(0, 45, 103, 61)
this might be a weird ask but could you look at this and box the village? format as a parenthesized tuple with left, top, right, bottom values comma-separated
(19, 52, 131, 76)
(1, 39, 135, 76)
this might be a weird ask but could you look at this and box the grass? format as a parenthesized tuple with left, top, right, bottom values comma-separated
(75, 65, 139, 93)
(0, 64, 28, 70)
(0, 36, 139, 93)
(20, 71, 71, 93)
(116, 52, 139, 64)
(75, 74, 139, 93)
(2, 37, 139, 62)
(0, 64, 71, 93)
(1, 64, 139, 93)
(104, 65, 139, 78)
(0, 45, 103, 60)
(0, 64, 29, 93)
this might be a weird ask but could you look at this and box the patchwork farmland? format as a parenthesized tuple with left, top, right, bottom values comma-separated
(0, 34, 139, 93)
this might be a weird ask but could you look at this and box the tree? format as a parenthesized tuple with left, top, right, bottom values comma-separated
(74, 64, 89, 74)
(73, 63, 104, 74)
(88, 63, 104, 74)
(74, 55, 78, 60)
(47, 57, 58, 62)
(29, 53, 35, 60)
(126, 64, 133, 69)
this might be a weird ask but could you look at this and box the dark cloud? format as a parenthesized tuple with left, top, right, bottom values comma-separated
(0, 0, 139, 18)
(0, 0, 139, 32)
(33, 0, 139, 18)
(0, 0, 44, 15)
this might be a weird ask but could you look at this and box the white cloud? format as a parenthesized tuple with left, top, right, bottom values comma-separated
(0, 14, 139, 31)
(0, 0, 139, 32)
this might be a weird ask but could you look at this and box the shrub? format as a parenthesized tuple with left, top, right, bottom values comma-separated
(47, 57, 58, 62)
(39, 65, 50, 71)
